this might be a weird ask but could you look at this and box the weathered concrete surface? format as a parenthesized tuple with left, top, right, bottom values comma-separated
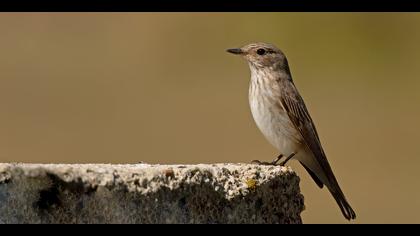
(0, 163, 304, 224)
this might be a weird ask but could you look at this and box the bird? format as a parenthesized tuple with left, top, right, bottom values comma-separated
(226, 42, 356, 220)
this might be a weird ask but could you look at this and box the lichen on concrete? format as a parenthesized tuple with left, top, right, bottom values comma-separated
(0, 163, 304, 224)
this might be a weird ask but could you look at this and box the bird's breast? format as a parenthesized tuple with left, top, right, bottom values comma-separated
(248, 75, 302, 154)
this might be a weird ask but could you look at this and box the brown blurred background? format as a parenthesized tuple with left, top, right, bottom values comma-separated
(0, 13, 419, 223)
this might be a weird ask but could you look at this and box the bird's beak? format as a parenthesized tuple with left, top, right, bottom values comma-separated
(226, 48, 243, 55)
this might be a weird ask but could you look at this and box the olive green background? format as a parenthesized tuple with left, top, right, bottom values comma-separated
(0, 13, 419, 223)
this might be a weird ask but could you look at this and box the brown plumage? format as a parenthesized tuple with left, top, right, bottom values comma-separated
(227, 42, 356, 220)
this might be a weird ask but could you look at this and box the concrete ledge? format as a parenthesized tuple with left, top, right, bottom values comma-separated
(0, 163, 304, 224)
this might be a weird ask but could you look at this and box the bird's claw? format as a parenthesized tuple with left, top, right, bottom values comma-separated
(251, 160, 280, 166)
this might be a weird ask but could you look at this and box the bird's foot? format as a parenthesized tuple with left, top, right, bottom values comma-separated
(278, 153, 296, 166)
(251, 160, 273, 165)
(251, 153, 296, 166)
(251, 154, 284, 166)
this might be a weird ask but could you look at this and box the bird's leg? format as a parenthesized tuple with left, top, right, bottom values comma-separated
(270, 154, 284, 165)
(251, 154, 284, 165)
(279, 153, 295, 166)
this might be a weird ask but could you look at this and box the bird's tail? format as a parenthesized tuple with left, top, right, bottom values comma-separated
(297, 151, 356, 220)
(327, 178, 356, 220)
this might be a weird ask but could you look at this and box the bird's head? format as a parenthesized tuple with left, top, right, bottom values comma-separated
(226, 42, 290, 73)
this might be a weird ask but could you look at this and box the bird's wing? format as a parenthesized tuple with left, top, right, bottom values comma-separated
(279, 83, 329, 173)
(279, 81, 356, 220)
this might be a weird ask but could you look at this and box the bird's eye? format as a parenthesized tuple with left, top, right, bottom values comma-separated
(256, 48, 266, 55)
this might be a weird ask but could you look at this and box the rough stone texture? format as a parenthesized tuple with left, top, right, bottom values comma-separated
(0, 163, 304, 224)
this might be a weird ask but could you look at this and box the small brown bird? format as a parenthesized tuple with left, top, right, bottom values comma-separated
(227, 42, 356, 220)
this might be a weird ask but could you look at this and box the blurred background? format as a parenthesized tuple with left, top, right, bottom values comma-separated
(0, 13, 419, 223)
